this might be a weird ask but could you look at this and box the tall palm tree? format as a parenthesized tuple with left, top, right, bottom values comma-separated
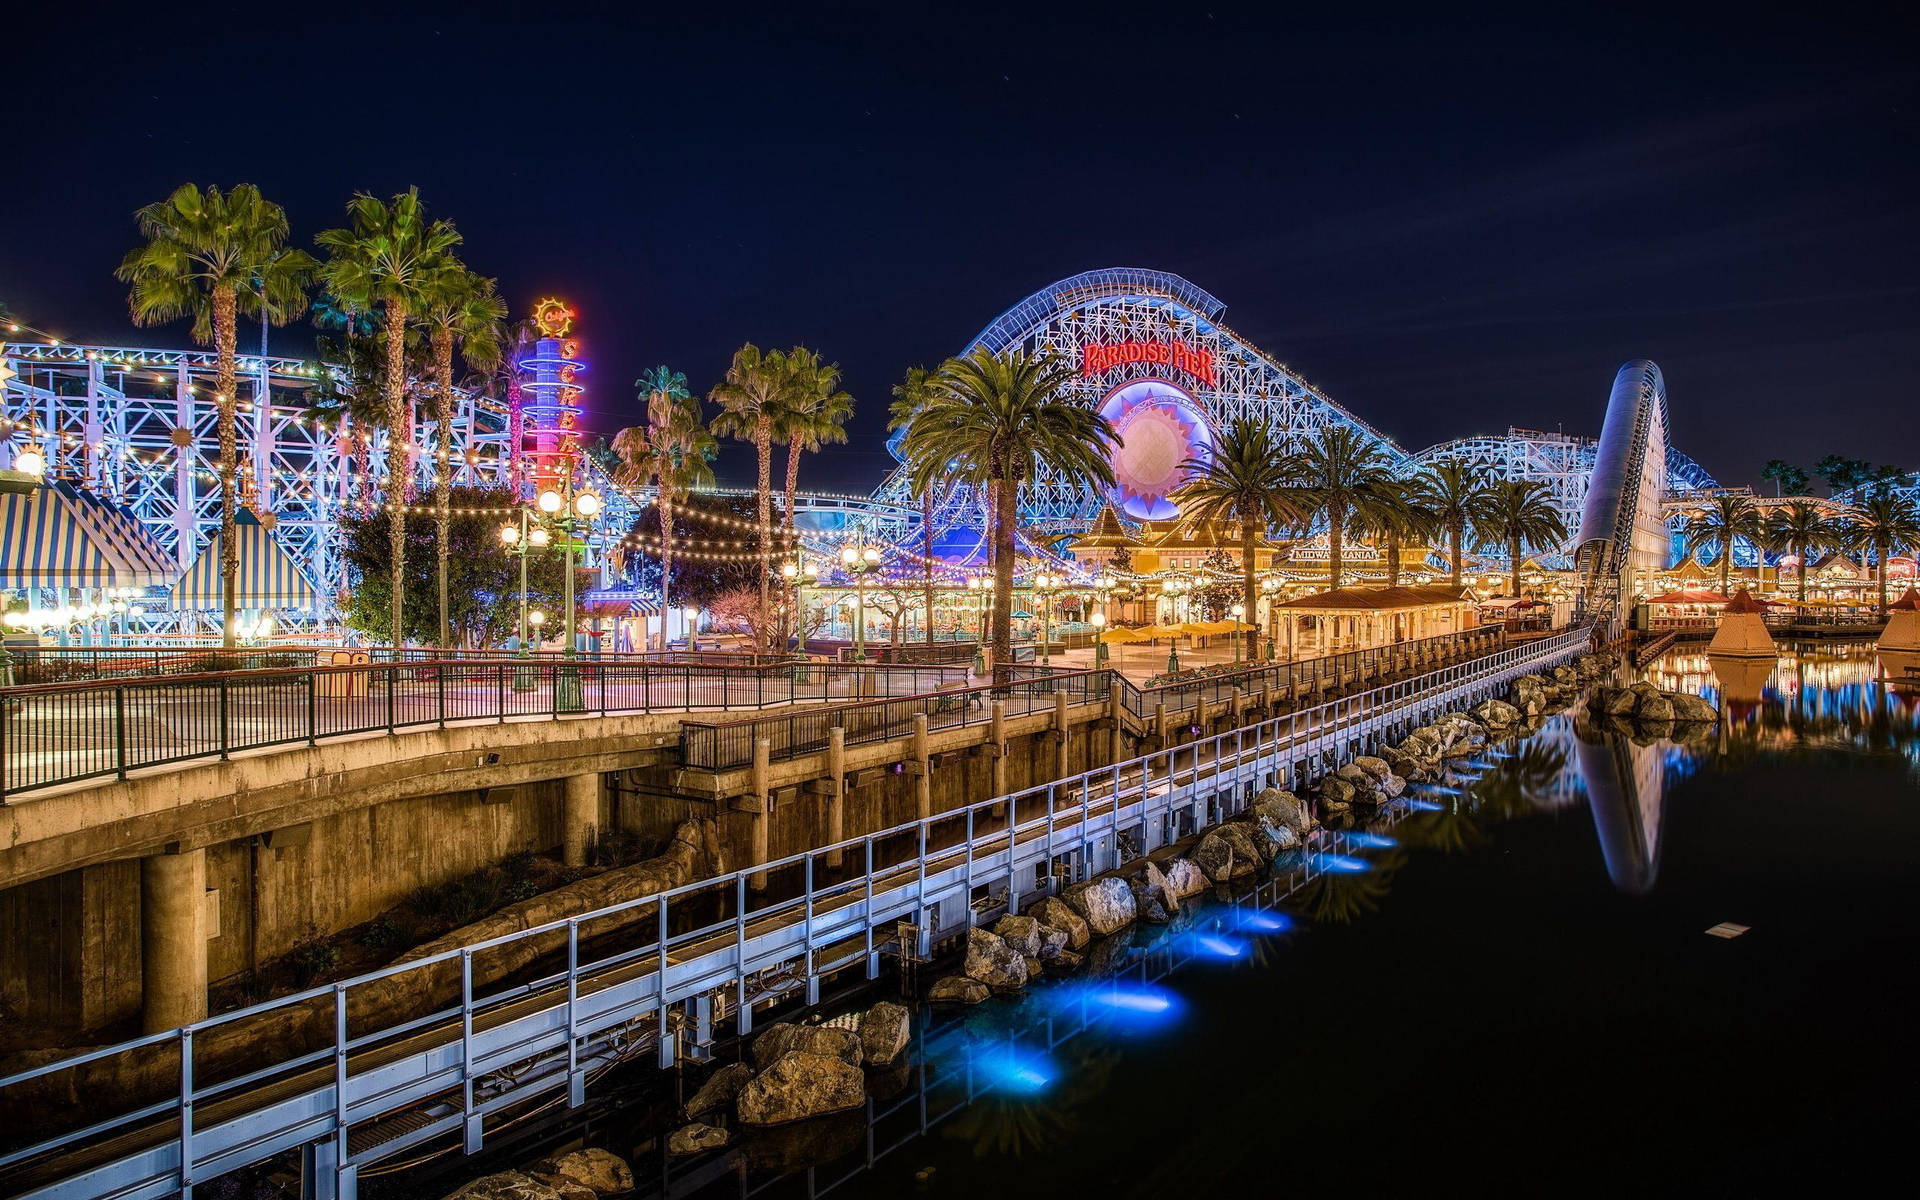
(709, 344, 793, 648)
(1844, 490, 1920, 611)
(1355, 475, 1437, 589)
(775, 348, 853, 641)
(890, 366, 942, 642)
(1764, 501, 1836, 607)
(898, 348, 1115, 674)
(116, 183, 313, 647)
(1477, 480, 1569, 599)
(1681, 493, 1763, 596)
(418, 265, 505, 648)
(315, 189, 461, 651)
(614, 368, 716, 650)
(1422, 456, 1492, 588)
(1287, 424, 1395, 591)
(1172, 418, 1307, 656)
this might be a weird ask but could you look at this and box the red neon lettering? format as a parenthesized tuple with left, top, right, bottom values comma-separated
(1079, 339, 1215, 387)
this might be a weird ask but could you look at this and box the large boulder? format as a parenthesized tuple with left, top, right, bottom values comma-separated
(1193, 828, 1256, 882)
(1598, 686, 1638, 715)
(1063, 876, 1138, 936)
(1142, 860, 1180, 914)
(546, 1150, 634, 1196)
(1335, 762, 1372, 787)
(753, 1023, 863, 1070)
(926, 975, 989, 1005)
(1635, 692, 1675, 723)
(1351, 755, 1392, 783)
(685, 1061, 753, 1120)
(1029, 896, 1090, 949)
(736, 1052, 866, 1127)
(1668, 692, 1718, 723)
(1161, 857, 1209, 899)
(1318, 776, 1358, 807)
(1378, 773, 1407, 798)
(963, 927, 1029, 990)
(1470, 699, 1522, 727)
(1249, 813, 1299, 856)
(1251, 788, 1313, 836)
(858, 1001, 912, 1067)
(991, 914, 1047, 959)
(667, 1123, 730, 1157)
(446, 1173, 572, 1200)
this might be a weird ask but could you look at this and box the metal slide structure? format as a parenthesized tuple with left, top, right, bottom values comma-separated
(1573, 361, 1676, 631)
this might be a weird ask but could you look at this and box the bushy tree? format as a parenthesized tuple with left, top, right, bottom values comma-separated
(340, 486, 564, 647)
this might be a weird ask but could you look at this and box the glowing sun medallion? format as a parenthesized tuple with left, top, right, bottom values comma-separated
(1097, 379, 1215, 521)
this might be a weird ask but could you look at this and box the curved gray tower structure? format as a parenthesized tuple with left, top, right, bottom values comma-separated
(1575, 361, 1673, 627)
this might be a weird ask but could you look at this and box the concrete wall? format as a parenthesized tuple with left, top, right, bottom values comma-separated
(0, 860, 142, 1034)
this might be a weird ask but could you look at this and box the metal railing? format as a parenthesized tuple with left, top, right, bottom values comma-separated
(0, 644, 801, 685)
(0, 659, 968, 802)
(0, 627, 1589, 1200)
(681, 668, 1111, 772)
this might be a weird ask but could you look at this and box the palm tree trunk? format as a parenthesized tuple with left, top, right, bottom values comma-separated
(755, 418, 772, 652)
(1328, 505, 1345, 591)
(922, 491, 935, 644)
(1385, 527, 1401, 588)
(433, 330, 454, 649)
(1720, 547, 1730, 597)
(1511, 536, 1522, 600)
(1879, 544, 1889, 611)
(659, 498, 675, 653)
(385, 304, 409, 653)
(783, 441, 802, 646)
(991, 475, 1017, 679)
(1240, 519, 1257, 659)
(1798, 539, 1809, 606)
(1449, 517, 1464, 589)
(212, 284, 239, 650)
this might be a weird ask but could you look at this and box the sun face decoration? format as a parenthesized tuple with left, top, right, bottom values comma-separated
(1098, 379, 1214, 520)
(531, 297, 576, 338)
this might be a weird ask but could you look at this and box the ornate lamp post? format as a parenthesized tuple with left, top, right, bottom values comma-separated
(780, 556, 821, 654)
(1230, 601, 1246, 663)
(965, 574, 989, 674)
(1032, 571, 1060, 664)
(499, 509, 552, 691)
(1261, 575, 1281, 660)
(838, 526, 882, 663)
(536, 478, 602, 710)
(1162, 578, 1186, 674)
(1091, 610, 1108, 667)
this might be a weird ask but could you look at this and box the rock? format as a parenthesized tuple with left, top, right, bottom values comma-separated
(1141, 860, 1179, 913)
(1598, 686, 1638, 715)
(753, 1023, 863, 1070)
(667, 1123, 730, 1157)
(963, 927, 1029, 990)
(547, 1149, 635, 1195)
(1161, 857, 1209, 899)
(736, 1052, 866, 1127)
(1668, 692, 1718, 723)
(1336, 762, 1372, 786)
(1351, 755, 1392, 782)
(1470, 699, 1522, 727)
(1052, 948, 1083, 969)
(1035, 922, 1069, 959)
(446, 1172, 571, 1200)
(1319, 776, 1358, 806)
(1192, 829, 1242, 882)
(1251, 814, 1299, 855)
(927, 975, 989, 1005)
(527, 1175, 596, 1200)
(991, 914, 1046, 958)
(1252, 788, 1314, 836)
(1635, 692, 1675, 722)
(1140, 895, 1172, 923)
(1063, 876, 1138, 936)
(858, 1001, 912, 1067)
(1379, 773, 1406, 798)
(685, 1061, 753, 1119)
(1029, 896, 1090, 949)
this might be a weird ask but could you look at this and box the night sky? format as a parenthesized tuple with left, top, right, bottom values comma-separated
(6, 1, 1916, 492)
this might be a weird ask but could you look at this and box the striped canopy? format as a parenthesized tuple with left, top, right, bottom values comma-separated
(167, 510, 317, 610)
(0, 482, 178, 589)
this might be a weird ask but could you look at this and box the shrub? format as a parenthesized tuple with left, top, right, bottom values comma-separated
(288, 937, 341, 987)
(356, 915, 411, 950)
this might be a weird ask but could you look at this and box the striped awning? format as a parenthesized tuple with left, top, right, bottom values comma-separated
(0, 482, 179, 589)
(579, 589, 660, 619)
(167, 510, 318, 610)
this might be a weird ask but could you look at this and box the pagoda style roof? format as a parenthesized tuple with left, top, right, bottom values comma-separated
(1136, 515, 1280, 551)
(1073, 503, 1142, 549)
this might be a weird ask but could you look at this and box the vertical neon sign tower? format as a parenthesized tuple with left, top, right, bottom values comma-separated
(517, 298, 585, 494)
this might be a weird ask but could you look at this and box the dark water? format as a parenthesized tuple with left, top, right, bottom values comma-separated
(416, 643, 1920, 1198)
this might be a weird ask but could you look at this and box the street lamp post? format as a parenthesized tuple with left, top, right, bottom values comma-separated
(1162, 578, 1185, 674)
(1032, 572, 1059, 664)
(838, 526, 882, 663)
(1091, 610, 1108, 668)
(499, 508, 552, 692)
(536, 477, 602, 711)
(1230, 601, 1246, 663)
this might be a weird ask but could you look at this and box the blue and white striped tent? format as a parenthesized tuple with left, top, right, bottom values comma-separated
(167, 509, 318, 611)
(0, 482, 178, 589)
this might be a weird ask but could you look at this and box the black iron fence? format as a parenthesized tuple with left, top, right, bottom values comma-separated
(0, 644, 801, 685)
(0, 658, 965, 802)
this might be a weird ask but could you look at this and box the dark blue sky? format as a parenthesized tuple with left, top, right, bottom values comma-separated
(6, 1, 1916, 491)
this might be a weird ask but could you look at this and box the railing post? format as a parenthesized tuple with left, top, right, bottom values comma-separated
(566, 918, 583, 1107)
(385, 666, 396, 735)
(115, 685, 129, 779)
(333, 984, 350, 1190)
(217, 675, 230, 761)
(436, 663, 446, 729)
(460, 948, 479, 1152)
(178, 1025, 195, 1193)
(308, 670, 319, 746)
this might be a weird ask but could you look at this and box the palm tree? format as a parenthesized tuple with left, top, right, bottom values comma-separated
(898, 348, 1115, 674)
(1764, 501, 1835, 607)
(1844, 490, 1920, 611)
(709, 344, 793, 649)
(1422, 456, 1492, 588)
(419, 264, 505, 648)
(1287, 424, 1395, 591)
(890, 366, 943, 642)
(614, 368, 716, 650)
(116, 183, 313, 647)
(315, 189, 461, 651)
(1355, 475, 1437, 589)
(1171, 418, 1307, 656)
(1477, 480, 1569, 599)
(775, 348, 853, 641)
(1681, 493, 1763, 596)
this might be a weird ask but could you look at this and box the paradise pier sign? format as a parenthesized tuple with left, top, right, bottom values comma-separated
(1080, 338, 1217, 388)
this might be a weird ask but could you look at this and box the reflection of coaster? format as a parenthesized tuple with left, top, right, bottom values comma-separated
(1704, 922, 1749, 939)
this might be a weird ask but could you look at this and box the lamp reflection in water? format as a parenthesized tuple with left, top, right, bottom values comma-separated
(971, 1043, 1058, 1095)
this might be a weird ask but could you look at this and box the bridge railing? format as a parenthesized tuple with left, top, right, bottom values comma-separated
(0, 645, 803, 685)
(0, 659, 968, 802)
(0, 626, 1592, 1196)
(680, 668, 1111, 772)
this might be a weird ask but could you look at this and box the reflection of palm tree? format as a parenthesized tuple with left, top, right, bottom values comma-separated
(1293, 848, 1406, 924)
(942, 1042, 1121, 1159)
(1469, 741, 1569, 821)
(1394, 805, 1485, 855)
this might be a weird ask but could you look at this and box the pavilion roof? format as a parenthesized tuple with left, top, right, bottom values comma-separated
(1276, 585, 1473, 613)
(1644, 588, 1729, 606)
(1723, 586, 1771, 614)
(1073, 503, 1142, 549)
(1888, 587, 1920, 611)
